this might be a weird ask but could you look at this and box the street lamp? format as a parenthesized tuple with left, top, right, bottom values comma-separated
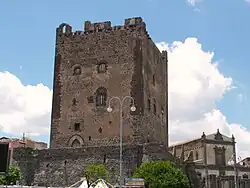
(228, 153, 240, 188)
(107, 96, 136, 188)
(188, 157, 208, 188)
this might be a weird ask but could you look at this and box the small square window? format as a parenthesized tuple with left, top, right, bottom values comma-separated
(73, 66, 81, 75)
(74, 123, 80, 131)
(87, 96, 94, 103)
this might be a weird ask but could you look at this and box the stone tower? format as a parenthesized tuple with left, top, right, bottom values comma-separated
(50, 17, 168, 148)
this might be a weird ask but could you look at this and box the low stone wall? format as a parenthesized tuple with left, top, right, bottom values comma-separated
(12, 143, 171, 187)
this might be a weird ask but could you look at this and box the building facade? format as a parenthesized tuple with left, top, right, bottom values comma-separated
(169, 129, 250, 187)
(239, 157, 250, 168)
(0, 136, 47, 164)
(50, 17, 168, 148)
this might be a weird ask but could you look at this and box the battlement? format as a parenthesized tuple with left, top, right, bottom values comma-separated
(56, 17, 147, 37)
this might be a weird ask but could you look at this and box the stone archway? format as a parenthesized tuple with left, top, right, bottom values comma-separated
(68, 135, 84, 147)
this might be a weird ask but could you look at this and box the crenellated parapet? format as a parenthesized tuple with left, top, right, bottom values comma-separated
(56, 17, 147, 38)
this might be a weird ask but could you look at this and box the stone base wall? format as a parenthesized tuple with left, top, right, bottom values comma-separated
(12, 143, 172, 187)
(207, 175, 250, 188)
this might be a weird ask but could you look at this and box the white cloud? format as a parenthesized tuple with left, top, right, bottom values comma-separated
(157, 38, 250, 158)
(186, 0, 201, 6)
(0, 71, 52, 137)
(0, 37, 249, 159)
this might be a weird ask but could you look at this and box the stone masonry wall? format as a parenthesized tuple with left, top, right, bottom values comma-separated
(50, 17, 168, 149)
(12, 143, 173, 187)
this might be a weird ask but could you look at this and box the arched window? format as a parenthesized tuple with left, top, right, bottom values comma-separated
(68, 135, 83, 147)
(73, 66, 81, 75)
(96, 87, 107, 106)
(71, 139, 81, 147)
(97, 62, 107, 73)
(153, 99, 156, 115)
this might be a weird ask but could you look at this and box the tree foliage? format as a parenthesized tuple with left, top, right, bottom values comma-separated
(0, 166, 21, 185)
(133, 161, 190, 188)
(85, 164, 109, 185)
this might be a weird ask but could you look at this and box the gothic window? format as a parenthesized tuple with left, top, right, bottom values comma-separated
(73, 66, 81, 75)
(89, 136, 92, 141)
(74, 123, 80, 131)
(68, 135, 83, 147)
(97, 62, 107, 73)
(153, 99, 156, 115)
(148, 99, 151, 111)
(71, 139, 81, 147)
(214, 146, 226, 166)
(96, 87, 107, 106)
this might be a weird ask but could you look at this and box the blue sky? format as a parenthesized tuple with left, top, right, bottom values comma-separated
(0, 0, 249, 154)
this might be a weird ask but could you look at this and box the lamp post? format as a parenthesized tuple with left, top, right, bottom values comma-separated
(107, 96, 136, 188)
(186, 154, 208, 187)
(228, 153, 239, 188)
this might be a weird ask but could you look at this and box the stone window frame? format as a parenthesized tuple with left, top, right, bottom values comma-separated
(74, 122, 80, 131)
(97, 61, 107, 73)
(71, 139, 81, 147)
(68, 135, 84, 147)
(214, 146, 226, 166)
(95, 87, 107, 107)
(72, 64, 82, 76)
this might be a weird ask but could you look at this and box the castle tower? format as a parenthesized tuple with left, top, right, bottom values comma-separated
(50, 17, 168, 148)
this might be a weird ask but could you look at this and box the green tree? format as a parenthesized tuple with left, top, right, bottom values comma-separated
(0, 166, 21, 185)
(85, 164, 109, 185)
(133, 161, 190, 188)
